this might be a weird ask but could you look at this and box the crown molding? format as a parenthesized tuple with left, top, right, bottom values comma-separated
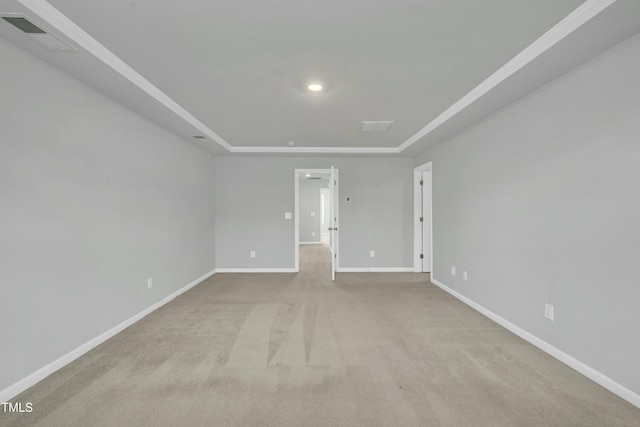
(397, 0, 616, 152)
(229, 145, 400, 154)
(17, 0, 233, 151)
(19, 0, 616, 155)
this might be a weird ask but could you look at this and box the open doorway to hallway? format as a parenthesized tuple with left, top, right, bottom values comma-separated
(299, 172, 331, 274)
(295, 168, 339, 279)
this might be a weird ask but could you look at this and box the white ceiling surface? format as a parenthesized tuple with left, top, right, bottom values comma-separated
(1, 0, 638, 155)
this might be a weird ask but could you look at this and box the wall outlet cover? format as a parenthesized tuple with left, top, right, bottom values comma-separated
(284, 212, 292, 219)
(451, 266, 456, 276)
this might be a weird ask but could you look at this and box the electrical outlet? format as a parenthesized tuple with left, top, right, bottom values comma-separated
(545, 303, 554, 321)
(250, 250, 256, 258)
(147, 277, 153, 289)
(369, 250, 375, 258)
(463, 270, 468, 281)
(451, 266, 456, 276)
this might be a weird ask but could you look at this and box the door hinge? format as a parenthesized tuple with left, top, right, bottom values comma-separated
(420, 254, 424, 259)
(334, 253, 337, 259)
(419, 216, 423, 222)
(420, 180, 423, 185)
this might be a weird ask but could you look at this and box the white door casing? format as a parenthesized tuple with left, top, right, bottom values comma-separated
(421, 169, 432, 273)
(330, 166, 340, 280)
(414, 162, 432, 273)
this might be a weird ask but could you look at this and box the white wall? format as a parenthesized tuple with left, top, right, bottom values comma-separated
(0, 39, 216, 394)
(214, 156, 414, 270)
(299, 178, 329, 243)
(415, 33, 640, 398)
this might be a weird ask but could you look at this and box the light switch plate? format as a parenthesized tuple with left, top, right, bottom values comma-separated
(545, 303, 554, 321)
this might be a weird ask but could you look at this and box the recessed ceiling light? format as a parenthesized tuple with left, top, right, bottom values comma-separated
(307, 82, 323, 92)
(306, 174, 311, 177)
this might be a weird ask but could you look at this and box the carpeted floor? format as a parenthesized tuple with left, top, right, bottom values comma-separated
(2, 245, 639, 426)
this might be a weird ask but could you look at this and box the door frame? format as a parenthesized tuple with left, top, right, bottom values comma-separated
(294, 169, 338, 273)
(414, 162, 433, 273)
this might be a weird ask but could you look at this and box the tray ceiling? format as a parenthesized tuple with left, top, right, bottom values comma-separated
(2, 0, 639, 155)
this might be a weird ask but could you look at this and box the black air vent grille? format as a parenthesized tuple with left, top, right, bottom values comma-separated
(2, 17, 46, 34)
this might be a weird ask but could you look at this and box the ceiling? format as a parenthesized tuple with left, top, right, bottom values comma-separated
(1, 0, 639, 155)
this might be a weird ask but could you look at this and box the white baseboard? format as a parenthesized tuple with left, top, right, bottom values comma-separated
(299, 241, 323, 245)
(215, 268, 297, 273)
(337, 267, 414, 273)
(0, 269, 216, 403)
(430, 276, 640, 409)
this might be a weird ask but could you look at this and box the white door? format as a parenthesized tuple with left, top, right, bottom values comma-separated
(421, 170, 432, 272)
(330, 167, 339, 280)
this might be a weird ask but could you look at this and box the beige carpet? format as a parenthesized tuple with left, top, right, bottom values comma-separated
(2, 245, 639, 426)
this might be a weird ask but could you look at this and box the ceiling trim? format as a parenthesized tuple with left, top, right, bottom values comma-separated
(17, 0, 233, 151)
(397, 0, 616, 152)
(18, 0, 616, 155)
(230, 146, 399, 154)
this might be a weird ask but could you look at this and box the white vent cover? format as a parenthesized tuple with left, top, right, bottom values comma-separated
(1, 14, 77, 51)
(360, 121, 394, 132)
(31, 34, 77, 51)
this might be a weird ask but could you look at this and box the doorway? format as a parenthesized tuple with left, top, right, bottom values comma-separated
(295, 168, 339, 279)
(414, 162, 432, 273)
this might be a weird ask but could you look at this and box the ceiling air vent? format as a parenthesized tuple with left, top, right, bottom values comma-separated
(1, 16, 46, 34)
(1, 14, 77, 51)
(360, 121, 394, 133)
